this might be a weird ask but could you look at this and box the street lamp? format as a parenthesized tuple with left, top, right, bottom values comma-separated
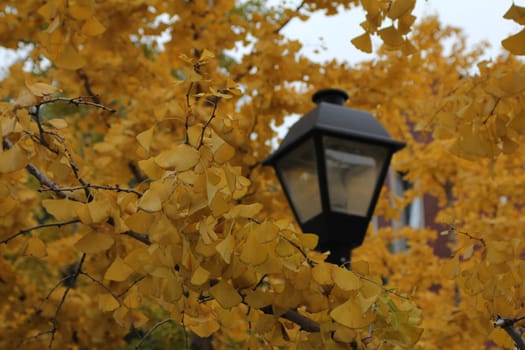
(263, 89, 405, 264)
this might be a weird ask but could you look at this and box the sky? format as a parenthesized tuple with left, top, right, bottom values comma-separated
(280, 0, 525, 64)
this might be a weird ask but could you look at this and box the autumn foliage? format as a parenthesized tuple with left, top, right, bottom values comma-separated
(1, 0, 525, 349)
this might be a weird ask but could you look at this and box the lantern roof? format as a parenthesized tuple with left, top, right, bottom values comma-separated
(264, 89, 405, 165)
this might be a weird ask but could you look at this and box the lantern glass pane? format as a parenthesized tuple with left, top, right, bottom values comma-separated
(323, 136, 388, 216)
(276, 139, 322, 223)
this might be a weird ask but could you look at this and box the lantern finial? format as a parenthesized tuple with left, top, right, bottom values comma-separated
(312, 89, 349, 106)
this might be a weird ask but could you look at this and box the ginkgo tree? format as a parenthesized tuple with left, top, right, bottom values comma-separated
(1, 0, 525, 349)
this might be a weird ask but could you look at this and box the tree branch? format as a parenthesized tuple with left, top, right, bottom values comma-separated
(117, 276, 146, 298)
(1, 219, 80, 244)
(495, 315, 525, 350)
(76, 69, 101, 104)
(197, 100, 219, 149)
(2, 139, 75, 200)
(41, 130, 93, 201)
(122, 231, 152, 245)
(260, 306, 320, 332)
(30, 254, 86, 349)
(274, 0, 306, 34)
(80, 271, 121, 305)
(38, 96, 115, 113)
(38, 184, 143, 197)
(134, 318, 172, 350)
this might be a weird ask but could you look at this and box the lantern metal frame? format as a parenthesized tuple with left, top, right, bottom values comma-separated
(263, 89, 405, 263)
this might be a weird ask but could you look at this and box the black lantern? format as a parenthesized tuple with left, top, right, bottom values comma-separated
(263, 89, 405, 264)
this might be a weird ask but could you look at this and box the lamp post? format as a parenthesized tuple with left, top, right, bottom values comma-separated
(263, 89, 405, 264)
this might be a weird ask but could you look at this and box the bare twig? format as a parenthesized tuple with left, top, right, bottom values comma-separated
(197, 100, 219, 149)
(38, 184, 143, 197)
(274, 0, 306, 34)
(117, 276, 146, 298)
(38, 96, 115, 113)
(186, 82, 194, 109)
(129, 162, 148, 183)
(278, 234, 316, 267)
(76, 70, 101, 104)
(122, 231, 152, 245)
(185, 82, 194, 144)
(495, 315, 525, 350)
(30, 254, 86, 349)
(133, 319, 172, 350)
(1, 219, 80, 244)
(29, 275, 73, 322)
(260, 306, 320, 332)
(455, 228, 486, 247)
(29, 104, 47, 145)
(80, 271, 121, 304)
(42, 130, 93, 201)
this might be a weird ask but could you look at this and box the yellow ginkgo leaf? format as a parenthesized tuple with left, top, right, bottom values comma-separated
(225, 203, 263, 219)
(186, 316, 220, 338)
(113, 307, 149, 329)
(138, 188, 162, 213)
(199, 48, 215, 62)
(48, 118, 68, 129)
(88, 199, 111, 223)
(387, 0, 415, 19)
(187, 124, 203, 148)
(54, 44, 86, 70)
(298, 233, 318, 249)
(125, 211, 155, 234)
(123, 286, 142, 309)
(244, 290, 273, 309)
(154, 143, 200, 171)
(213, 142, 235, 164)
(138, 158, 165, 180)
(462, 244, 474, 260)
(37, 1, 57, 20)
(104, 257, 134, 282)
(503, 4, 525, 25)
(441, 255, 460, 279)
(25, 81, 60, 97)
(163, 272, 183, 302)
(98, 293, 119, 312)
(486, 240, 512, 264)
(498, 70, 525, 94)
(136, 127, 154, 153)
(332, 267, 362, 291)
(378, 26, 405, 48)
(42, 199, 83, 221)
(68, 2, 93, 20)
(191, 265, 210, 286)
(351, 32, 372, 53)
(74, 231, 114, 253)
(312, 262, 333, 285)
(216, 234, 234, 263)
(0, 144, 29, 174)
(209, 280, 242, 309)
(489, 327, 516, 349)
(23, 237, 47, 258)
(351, 260, 369, 275)
(240, 233, 268, 265)
(13, 88, 38, 108)
(502, 28, 525, 55)
(82, 17, 106, 36)
(253, 221, 279, 243)
(330, 299, 376, 328)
